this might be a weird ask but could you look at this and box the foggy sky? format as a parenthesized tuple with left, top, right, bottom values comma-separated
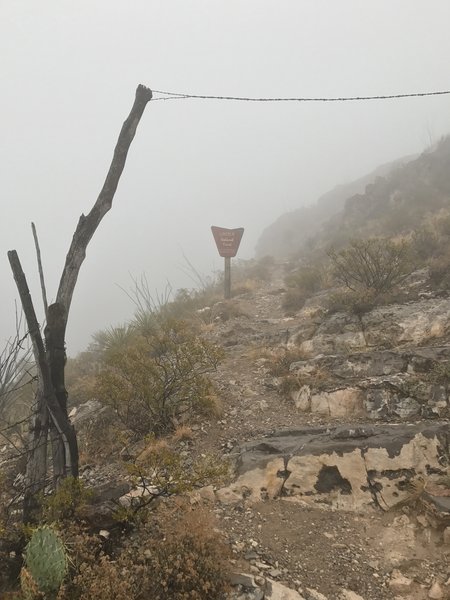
(2, 1, 450, 354)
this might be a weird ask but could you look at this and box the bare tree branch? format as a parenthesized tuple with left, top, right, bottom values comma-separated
(31, 221, 49, 319)
(57, 84, 153, 318)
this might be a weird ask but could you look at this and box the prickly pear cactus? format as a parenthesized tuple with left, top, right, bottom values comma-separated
(23, 526, 68, 598)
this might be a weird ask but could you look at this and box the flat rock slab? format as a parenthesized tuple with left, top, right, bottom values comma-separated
(229, 422, 449, 511)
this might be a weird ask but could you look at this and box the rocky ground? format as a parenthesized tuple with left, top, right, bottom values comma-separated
(188, 264, 450, 600)
(5, 263, 449, 600)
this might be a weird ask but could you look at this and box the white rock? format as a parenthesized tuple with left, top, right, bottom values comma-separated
(443, 527, 450, 545)
(266, 579, 307, 600)
(389, 570, 413, 594)
(339, 591, 365, 600)
(428, 581, 444, 599)
(98, 529, 110, 539)
(306, 588, 328, 600)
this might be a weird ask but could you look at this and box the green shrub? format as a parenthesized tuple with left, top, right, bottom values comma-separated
(327, 237, 411, 294)
(43, 477, 92, 523)
(116, 438, 228, 520)
(94, 318, 223, 436)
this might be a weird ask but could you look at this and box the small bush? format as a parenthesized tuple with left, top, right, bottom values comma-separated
(139, 507, 230, 600)
(265, 348, 306, 377)
(94, 318, 223, 436)
(285, 265, 323, 294)
(278, 374, 301, 397)
(429, 251, 450, 289)
(69, 554, 137, 600)
(59, 507, 230, 600)
(282, 289, 307, 314)
(327, 237, 411, 294)
(411, 226, 440, 262)
(326, 289, 378, 316)
(42, 477, 92, 523)
(122, 438, 228, 519)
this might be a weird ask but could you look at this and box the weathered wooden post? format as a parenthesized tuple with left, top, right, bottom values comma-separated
(211, 226, 244, 299)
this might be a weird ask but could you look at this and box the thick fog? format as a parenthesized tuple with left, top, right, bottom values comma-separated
(2, 1, 450, 354)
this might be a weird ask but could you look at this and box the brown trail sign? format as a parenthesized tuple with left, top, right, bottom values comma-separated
(211, 226, 244, 299)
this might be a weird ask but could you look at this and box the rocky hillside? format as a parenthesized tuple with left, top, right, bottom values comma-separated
(311, 137, 450, 253)
(0, 264, 450, 600)
(1, 240, 450, 597)
(255, 154, 415, 259)
(1, 259, 444, 600)
(198, 262, 450, 600)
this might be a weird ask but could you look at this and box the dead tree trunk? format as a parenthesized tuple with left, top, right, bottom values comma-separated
(8, 84, 153, 521)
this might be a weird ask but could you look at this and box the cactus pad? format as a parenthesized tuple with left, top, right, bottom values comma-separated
(23, 526, 68, 598)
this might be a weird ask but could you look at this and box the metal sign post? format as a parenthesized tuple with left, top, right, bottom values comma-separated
(211, 226, 244, 299)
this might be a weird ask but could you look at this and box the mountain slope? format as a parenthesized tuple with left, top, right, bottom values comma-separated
(255, 154, 416, 258)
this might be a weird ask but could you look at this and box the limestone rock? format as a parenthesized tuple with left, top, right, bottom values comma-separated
(265, 579, 306, 600)
(388, 569, 413, 594)
(234, 423, 448, 510)
(310, 388, 365, 417)
(305, 588, 328, 600)
(428, 581, 444, 598)
(443, 527, 450, 545)
(339, 591, 366, 600)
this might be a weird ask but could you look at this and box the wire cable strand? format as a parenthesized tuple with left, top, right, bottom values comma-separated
(152, 88, 450, 103)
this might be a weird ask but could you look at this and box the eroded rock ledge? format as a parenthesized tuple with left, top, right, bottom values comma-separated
(226, 422, 449, 514)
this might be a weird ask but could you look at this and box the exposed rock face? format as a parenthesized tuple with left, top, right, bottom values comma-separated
(295, 297, 450, 357)
(226, 423, 449, 512)
(287, 295, 450, 419)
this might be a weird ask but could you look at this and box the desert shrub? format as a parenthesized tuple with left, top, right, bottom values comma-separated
(278, 374, 301, 396)
(265, 348, 306, 377)
(138, 506, 230, 600)
(327, 237, 411, 294)
(285, 265, 323, 294)
(282, 288, 308, 314)
(42, 477, 92, 523)
(117, 438, 228, 519)
(67, 554, 138, 600)
(94, 318, 223, 436)
(429, 251, 450, 289)
(326, 289, 379, 316)
(58, 507, 230, 600)
(0, 326, 35, 428)
(411, 226, 440, 262)
(57, 525, 133, 600)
